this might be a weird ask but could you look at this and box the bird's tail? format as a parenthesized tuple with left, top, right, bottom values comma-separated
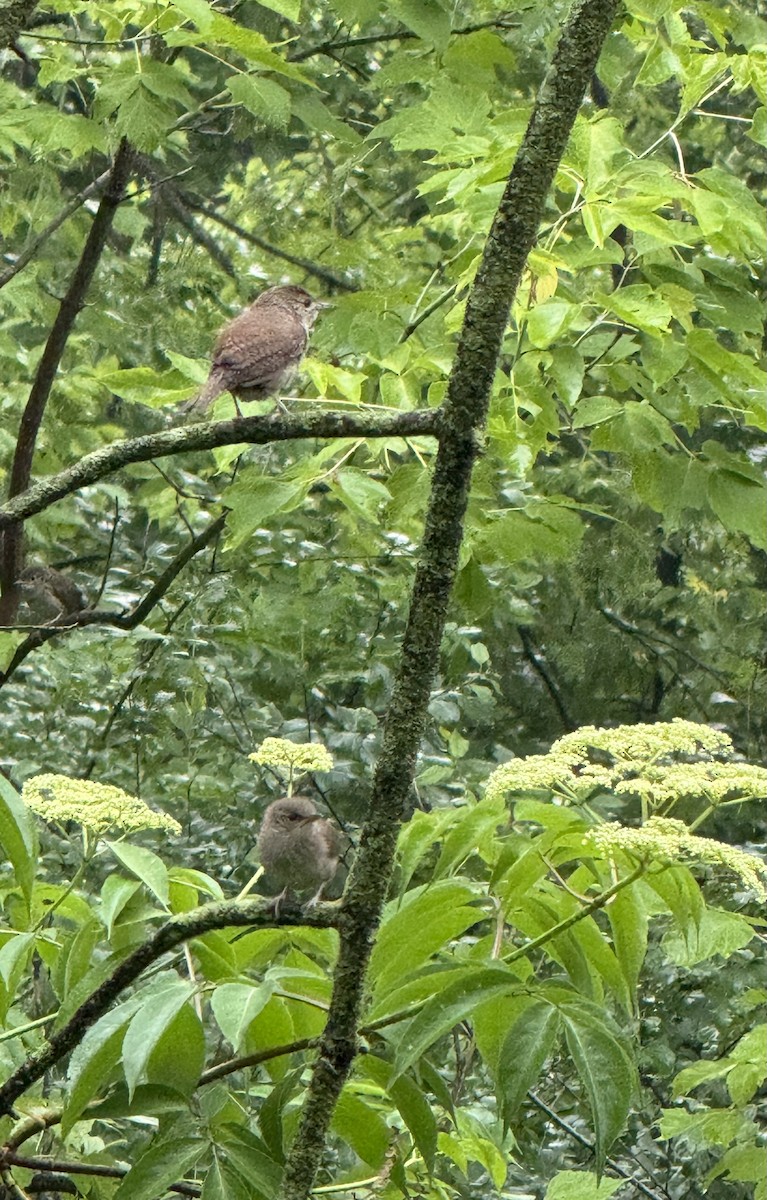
(180, 370, 226, 417)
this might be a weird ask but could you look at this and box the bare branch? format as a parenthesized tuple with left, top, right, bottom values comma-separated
(0, 515, 227, 687)
(0, 1153, 201, 1198)
(0, 166, 114, 291)
(289, 17, 521, 63)
(0, 139, 135, 620)
(182, 198, 358, 293)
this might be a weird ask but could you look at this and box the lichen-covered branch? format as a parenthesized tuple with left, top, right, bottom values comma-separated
(279, 1, 621, 1197)
(0, 897, 337, 1117)
(0, 409, 438, 531)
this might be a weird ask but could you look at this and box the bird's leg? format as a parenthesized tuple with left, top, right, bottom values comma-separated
(305, 881, 327, 909)
(272, 886, 288, 918)
(274, 396, 290, 416)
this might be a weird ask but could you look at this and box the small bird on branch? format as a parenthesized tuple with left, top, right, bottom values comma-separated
(257, 795, 343, 913)
(183, 284, 327, 417)
(17, 565, 86, 623)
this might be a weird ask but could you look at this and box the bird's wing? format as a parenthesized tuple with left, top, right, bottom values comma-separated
(321, 819, 346, 861)
(212, 307, 308, 374)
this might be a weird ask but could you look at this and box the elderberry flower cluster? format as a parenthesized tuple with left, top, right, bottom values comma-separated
(587, 816, 767, 899)
(22, 774, 181, 837)
(249, 738, 333, 774)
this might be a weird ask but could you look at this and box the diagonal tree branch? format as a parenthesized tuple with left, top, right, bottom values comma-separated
(279, 1, 622, 1197)
(0, 514, 227, 687)
(0, 165, 115, 291)
(180, 198, 358, 293)
(0, 138, 135, 622)
(0, 896, 338, 1117)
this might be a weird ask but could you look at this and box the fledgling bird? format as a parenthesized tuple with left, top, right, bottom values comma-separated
(257, 795, 342, 912)
(17, 565, 87, 623)
(183, 284, 327, 417)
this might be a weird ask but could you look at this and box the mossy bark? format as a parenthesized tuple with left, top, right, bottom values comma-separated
(279, 0, 621, 1196)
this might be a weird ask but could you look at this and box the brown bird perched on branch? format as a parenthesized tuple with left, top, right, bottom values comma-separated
(257, 795, 342, 912)
(183, 284, 327, 417)
(17, 565, 86, 623)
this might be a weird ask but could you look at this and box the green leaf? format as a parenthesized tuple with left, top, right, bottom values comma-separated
(544, 1169, 625, 1199)
(114, 83, 176, 153)
(571, 396, 622, 429)
(388, 0, 452, 49)
(395, 807, 463, 892)
(526, 300, 581, 348)
(687, 329, 765, 388)
(291, 93, 362, 143)
(392, 967, 523, 1080)
(100, 874, 141, 939)
(389, 1071, 438, 1170)
(225, 474, 307, 549)
(60, 918, 101, 999)
(433, 794, 507, 876)
(216, 1125, 283, 1200)
(113, 1128, 205, 1200)
(147, 1000, 206, 1097)
(481, 499, 585, 565)
(332, 1087, 390, 1167)
(0, 931, 34, 1017)
(497, 1000, 561, 1122)
(105, 842, 170, 909)
(63, 999, 142, 1137)
(549, 347, 585, 407)
(597, 284, 673, 335)
(0, 774, 37, 903)
(122, 981, 198, 1097)
(368, 880, 480, 1000)
(331, 468, 392, 523)
(0, 932, 34, 987)
(192, 930, 239, 980)
(211, 981, 276, 1051)
(254, 0, 301, 18)
(661, 907, 756, 966)
(171, 0, 214, 30)
(644, 864, 704, 933)
(559, 998, 636, 1173)
(202, 1154, 253, 1200)
(707, 469, 767, 548)
(227, 75, 292, 130)
(606, 885, 648, 1004)
(169, 868, 225, 913)
(209, 14, 314, 84)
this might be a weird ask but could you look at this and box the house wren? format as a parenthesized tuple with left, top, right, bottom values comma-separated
(17, 565, 86, 622)
(257, 795, 342, 910)
(184, 284, 326, 416)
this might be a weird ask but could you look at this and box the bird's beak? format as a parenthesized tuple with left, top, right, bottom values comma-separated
(299, 814, 323, 825)
(318, 300, 333, 310)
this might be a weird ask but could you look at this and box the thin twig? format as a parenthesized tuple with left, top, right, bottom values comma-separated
(0, 515, 226, 687)
(182, 198, 357, 292)
(0, 166, 114, 291)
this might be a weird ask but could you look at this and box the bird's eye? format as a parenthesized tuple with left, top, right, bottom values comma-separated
(303, 297, 313, 307)
(288, 812, 303, 821)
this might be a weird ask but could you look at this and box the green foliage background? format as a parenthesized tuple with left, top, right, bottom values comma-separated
(0, 0, 764, 1197)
